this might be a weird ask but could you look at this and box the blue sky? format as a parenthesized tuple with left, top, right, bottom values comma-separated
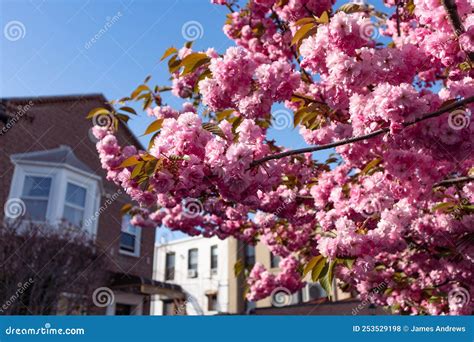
(1, 0, 388, 240)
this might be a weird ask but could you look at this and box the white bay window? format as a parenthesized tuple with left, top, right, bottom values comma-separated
(7, 146, 102, 236)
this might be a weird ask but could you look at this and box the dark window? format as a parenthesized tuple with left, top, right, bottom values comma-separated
(207, 294, 218, 311)
(115, 303, 133, 315)
(165, 252, 175, 280)
(188, 248, 198, 277)
(270, 253, 281, 268)
(210, 245, 218, 271)
(119, 216, 140, 255)
(120, 232, 135, 253)
(244, 244, 255, 268)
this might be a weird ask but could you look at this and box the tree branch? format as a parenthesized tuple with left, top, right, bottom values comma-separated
(441, 0, 474, 61)
(434, 176, 474, 188)
(251, 95, 474, 167)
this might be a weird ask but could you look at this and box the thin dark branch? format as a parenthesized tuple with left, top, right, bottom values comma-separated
(441, 0, 474, 61)
(396, 1, 401, 37)
(251, 96, 474, 167)
(434, 176, 474, 188)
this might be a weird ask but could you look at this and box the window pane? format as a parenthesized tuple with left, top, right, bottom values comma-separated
(23, 199, 48, 221)
(65, 183, 86, 207)
(245, 244, 255, 267)
(188, 249, 198, 270)
(211, 245, 218, 269)
(165, 253, 175, 280)
(270, 253, 281, 268)
(120, 232, 135, 252)
(22, 176, 51, 197)
(63, 205, 84, 227)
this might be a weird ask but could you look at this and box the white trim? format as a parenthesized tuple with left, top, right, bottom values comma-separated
(7, 160, 101, 237)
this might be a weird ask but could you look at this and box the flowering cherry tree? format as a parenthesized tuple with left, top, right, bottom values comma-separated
(89, 0, 473, 315)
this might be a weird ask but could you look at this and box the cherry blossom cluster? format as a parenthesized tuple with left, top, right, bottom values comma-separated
(93, 0, 474, 315)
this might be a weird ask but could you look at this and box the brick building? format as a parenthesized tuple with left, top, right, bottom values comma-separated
(0, 94, 183, 315)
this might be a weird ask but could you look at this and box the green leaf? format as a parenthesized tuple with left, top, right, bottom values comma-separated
(431, 202, 456, 212)
(337, 257, 355, 269)
(361, 158, 382, 175)
(319, 260, 335, 298)
(86, 107, 111, 119)
(337, 3, 363, 13)
(160, 47, 178, 61)
(131, 85, 150, 99)
(144, 119, 164, 135)
(180, 53, 210, 76)
(131, 162, 144, 179)
(119, 156, 140, 168)
(294, 17, 316, 26)
(234, 259, 245, 277)
(168, 55, 181, 73)
(311, 257, 327, 282)
(317, 11, 329, 24)
(216, 109, 234, 122)
(202, 122, 226, 139)
(291, 23, 318, 47)
(119, 106, 137, 115)
(303, 255, 323, 277)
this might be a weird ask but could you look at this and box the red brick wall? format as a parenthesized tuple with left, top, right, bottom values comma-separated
(0, 95, 155, 287)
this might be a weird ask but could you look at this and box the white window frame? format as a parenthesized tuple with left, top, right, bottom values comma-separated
(119, 215, 141, 257)
(62, 181, 87, 228)
(19, 174, 53, 224)
(7, 160, 102, 237)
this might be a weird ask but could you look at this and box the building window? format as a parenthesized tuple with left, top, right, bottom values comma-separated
(165, 252, 175, 281)
(210, 245, 218, 273)
(188, 248, 198, 278)
(115, 303, 133, 315)
(119, 215, 141, 256)
(63, 183, 86, 227)
(244, 244, 255, 268)
(270, 253, 281, 268)
(207, 293, 218, 311)
(21, 176, 52, 221)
